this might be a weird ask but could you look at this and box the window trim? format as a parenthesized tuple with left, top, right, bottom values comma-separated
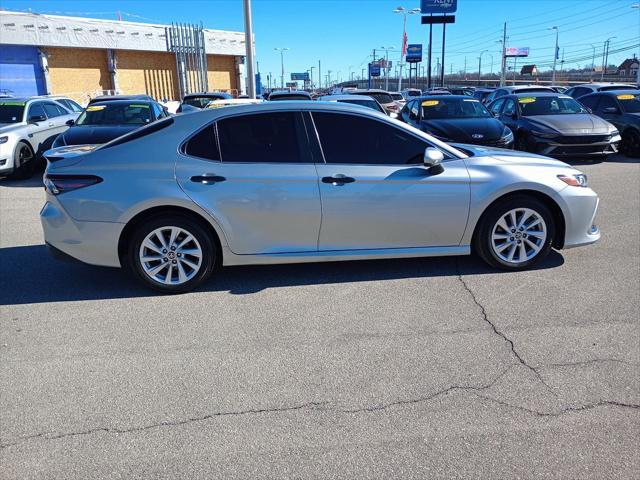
(309, 110, 457, 166)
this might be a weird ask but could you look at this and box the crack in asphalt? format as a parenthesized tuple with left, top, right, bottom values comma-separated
(0, 401, 328, 450)
(455, 262, 557, 396)
(474, 394, 640, 417)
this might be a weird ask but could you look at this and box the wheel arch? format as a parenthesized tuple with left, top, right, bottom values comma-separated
(117, 205, 224, 266)
(471, 189, 566, 249)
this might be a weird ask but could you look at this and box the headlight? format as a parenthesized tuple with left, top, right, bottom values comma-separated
(0, 136, 8, 144)
(558, 173, 588, 187)
(501, 127, 514, 142)
(531, 130, 558, 139)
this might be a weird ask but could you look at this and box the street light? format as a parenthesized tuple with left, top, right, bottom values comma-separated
(379, 46, 394, 91)
(478, 50, 488, 85)
(274, 47, 289, 88)
(549, 26, 559, 84)
(310, 66, 315, 89)
(393, 6, 421, 91)
(589, 44, 597, 73)
(601, 37, 616, 81)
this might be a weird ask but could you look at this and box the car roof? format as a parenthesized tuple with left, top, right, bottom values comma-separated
(505, 85, 554, 91)
(319, 94, 376, 101)
(269, 90, 311, 96)
(184, 92, 232, 98)
(88, 99, 155, 106)
(0, 97, 32, 103)
(572, 83, 635, 88)
(352, 89, 390, 94)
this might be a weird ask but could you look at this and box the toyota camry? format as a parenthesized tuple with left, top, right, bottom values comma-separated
(41, 102, 600, 293)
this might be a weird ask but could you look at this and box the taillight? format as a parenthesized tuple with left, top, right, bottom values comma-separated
(44, 174, 102, 195)
(387, 104, 399, 111)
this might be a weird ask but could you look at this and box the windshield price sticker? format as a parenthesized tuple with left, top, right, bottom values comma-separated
(617, 94, 636, 100)
(422, 100, 440, 107)
(518, 97, 536, 104)
(86, 105, 106, 111)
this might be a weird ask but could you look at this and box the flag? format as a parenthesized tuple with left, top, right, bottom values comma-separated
(402, 31, 408, 57)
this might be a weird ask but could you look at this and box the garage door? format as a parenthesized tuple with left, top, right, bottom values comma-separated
(0, 45, 46, 97)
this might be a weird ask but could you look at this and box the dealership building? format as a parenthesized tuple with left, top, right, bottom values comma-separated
(0, 10, 248, 102)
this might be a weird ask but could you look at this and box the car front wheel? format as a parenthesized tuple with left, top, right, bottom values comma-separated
(127, 215, 217, 293)
(474, 195, 555, 270)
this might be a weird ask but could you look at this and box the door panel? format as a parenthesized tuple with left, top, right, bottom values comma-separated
(315, 161, 470, 250)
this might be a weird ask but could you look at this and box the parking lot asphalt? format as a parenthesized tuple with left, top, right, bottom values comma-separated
(0, 154, 638, 479)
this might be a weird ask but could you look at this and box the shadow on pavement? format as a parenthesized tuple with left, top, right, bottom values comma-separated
(0, 244, 564, 306)
(0, 174, 44, 188)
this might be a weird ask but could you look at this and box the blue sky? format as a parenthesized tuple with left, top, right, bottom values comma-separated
(2, 0, 639, 84)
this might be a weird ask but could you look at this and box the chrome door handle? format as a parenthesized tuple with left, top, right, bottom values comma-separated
(190, 174, 226, 184)
(322, 175, 355, 185)
(48, 122, 55, 127)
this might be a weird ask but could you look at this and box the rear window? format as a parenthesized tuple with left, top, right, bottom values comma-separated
(76, 103, 153, 126)
(184, 95, 228, 108)
(599, 85, 637, 92)
(99, 117, 174, 150)
(338, 99, 384, 112)
(390, 93, 403, 100)
(516, 88, 554, 94)
(365, 92, 393, 104)
(269, 94, 311, 101)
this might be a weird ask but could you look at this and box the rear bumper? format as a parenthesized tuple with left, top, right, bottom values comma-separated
(40, 198, 124, 268)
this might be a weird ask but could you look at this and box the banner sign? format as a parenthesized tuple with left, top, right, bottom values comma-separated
(406, 44, 423, 63)
(291, 72, 310, 81)
(420, 0, 457, 14)
(505, 47, 530, 58)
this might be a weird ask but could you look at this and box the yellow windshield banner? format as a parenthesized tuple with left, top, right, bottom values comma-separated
(0, 102, 25, 106)
(86, 105, 106, 111)
(617, 94, 636, 100)
(422, 100, 440, 107)
(518, 97, 536, 104)
(129, 104, 150, 108)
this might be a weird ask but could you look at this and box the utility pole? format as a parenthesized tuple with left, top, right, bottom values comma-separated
(601, 37, 616, 81)
(243, 0, 256, 98)
(274, 47, 289, 88)
(310, 66, 315, 89)
(464, 56, 467, 79)
(318, 60, 321, 89)
(500, 22, 507, 87)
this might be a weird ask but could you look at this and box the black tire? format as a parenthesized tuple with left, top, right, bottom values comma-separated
(11, 142, 35, 180)
(620, 129, 640, 158)
(127, 215, 217, 293)
(473, 194, 556, 270)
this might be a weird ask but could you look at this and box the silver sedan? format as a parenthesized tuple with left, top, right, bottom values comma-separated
(41, 102, 600, 293)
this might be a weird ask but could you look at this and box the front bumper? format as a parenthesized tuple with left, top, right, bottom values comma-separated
(40, 197, 124, 268)
(531, 134, 621, 157)
(557, 186, 601, 249)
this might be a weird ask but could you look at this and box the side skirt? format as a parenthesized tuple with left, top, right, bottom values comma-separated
(222, 245, 470, 266)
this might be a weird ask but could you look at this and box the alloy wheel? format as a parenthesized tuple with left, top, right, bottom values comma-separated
(138, 226, 203, 285)
(490, 208, 547, 265)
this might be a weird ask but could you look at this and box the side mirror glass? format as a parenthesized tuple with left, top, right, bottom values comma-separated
(424, 147, 444, 168)
(65, 119, 75, 126)
(28, 114, 46, 124)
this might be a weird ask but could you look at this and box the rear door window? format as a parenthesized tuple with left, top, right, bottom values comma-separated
(217, 112, 310, 163)
(502, 99, 516, 116)
(184, 125, 220, 161)
(489, 98, 505, 115)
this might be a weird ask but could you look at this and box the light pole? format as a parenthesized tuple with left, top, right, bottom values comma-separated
(589, 44, 596, 73)
(379, 46, 394, 91)
(243, 0, 256, 98)
(274, 47, 289, 88)
(549, 26, 559, 84)
(393, 7, 421, 92)
(478, 50, 488, 85)
(309, 66, 315, 89)
(601, 37, 616, 81)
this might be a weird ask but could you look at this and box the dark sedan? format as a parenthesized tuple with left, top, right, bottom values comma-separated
(488, 93, 621, 157)
(579, 90, 640, 157)
(399, 95, 514, 148)
(52, 100, 169, 148)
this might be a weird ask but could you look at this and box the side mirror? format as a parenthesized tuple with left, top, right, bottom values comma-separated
(602, 106, 620, 114)
(389, 112, 399, 119)
(424, 147, 444, 167)
(65, 119, 75, 126)
(28, 114, 46, 124)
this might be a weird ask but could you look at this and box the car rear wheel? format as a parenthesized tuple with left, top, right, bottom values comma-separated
(127, 215, 216, 293)
(474, 195, 555, 270)
(620, 129, 640, 158)
(11, 142, 35, 180)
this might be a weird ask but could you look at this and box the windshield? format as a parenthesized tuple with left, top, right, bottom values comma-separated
(270, 94, 310, 101)
(516, 88, 554, 94)
(617, 93, 640, 113)
(0, 102, 25, 123)
(184, 96, 224, 108)
(76, 103, 152, 126)
(421, 98, 492, 119)
(339, 99, 383, 112)
(519, 96, 587, 116)
(390, 93, 403, 100)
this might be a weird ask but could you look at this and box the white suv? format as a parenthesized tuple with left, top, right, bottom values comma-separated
(0, 97, 76, 178)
